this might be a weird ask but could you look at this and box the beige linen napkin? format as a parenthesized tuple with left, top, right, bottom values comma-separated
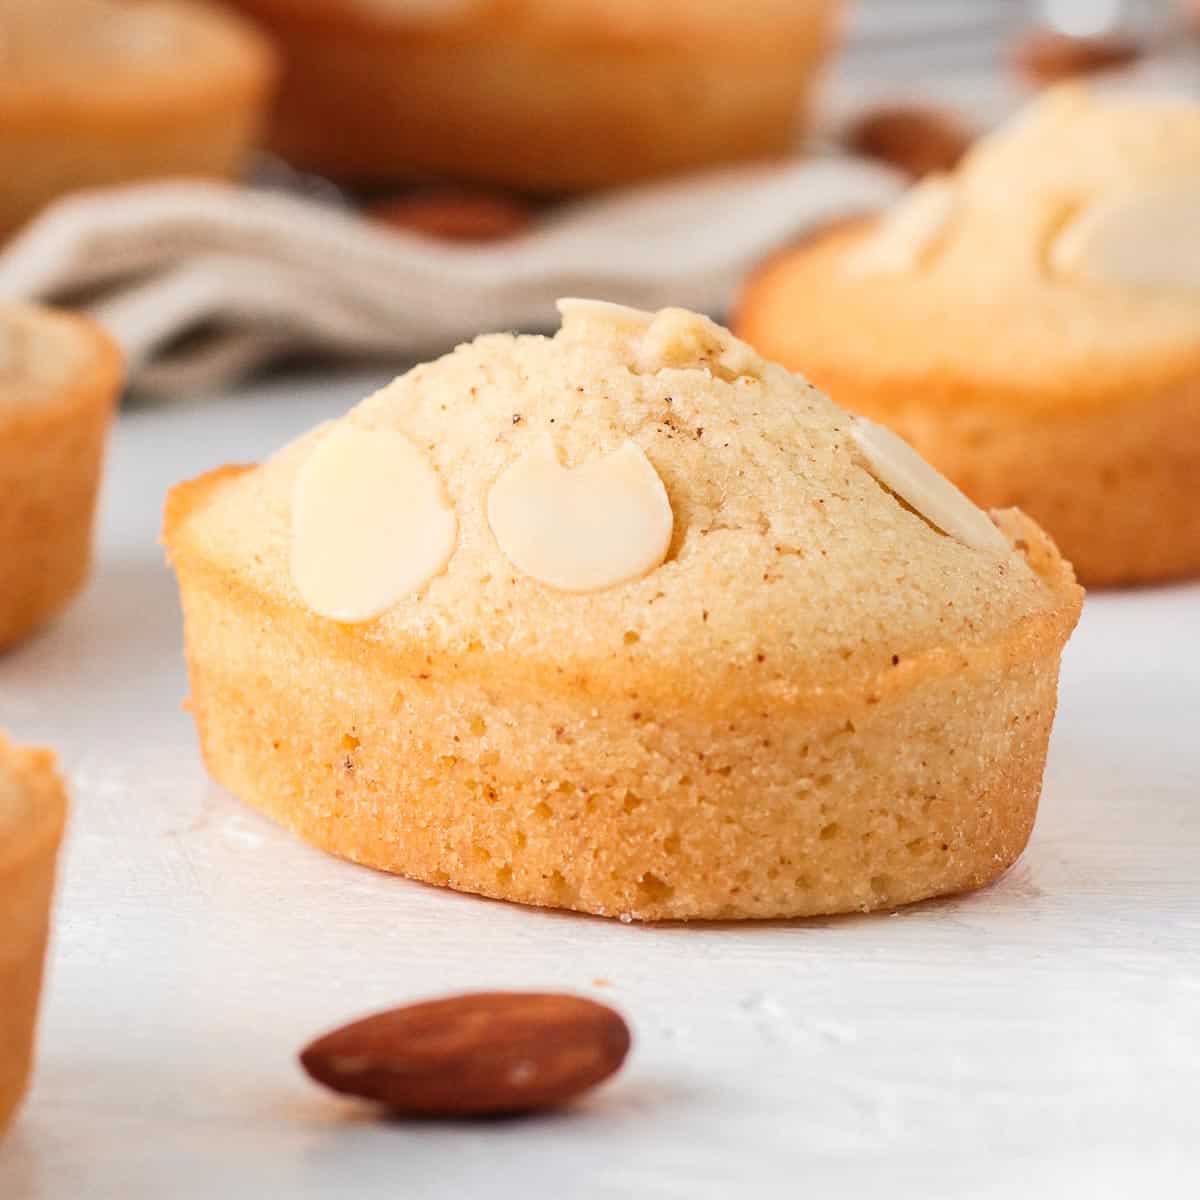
(0, 160, 899, 394)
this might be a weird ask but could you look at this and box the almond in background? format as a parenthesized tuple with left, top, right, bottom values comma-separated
(843, 104, 975, 179)
(1013, 28, 1144, 86)
(368, 190, 533, 243)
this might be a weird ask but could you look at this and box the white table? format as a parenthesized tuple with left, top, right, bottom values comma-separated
(1, 371, 1198, 1199)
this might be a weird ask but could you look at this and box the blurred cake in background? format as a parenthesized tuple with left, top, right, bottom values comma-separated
(736, 86, 1200, 587)
(224, 0, 842, 191)
(0, 734, 67, 1137)
(0, 0, 277, 236)
(0, 305, 123, 648)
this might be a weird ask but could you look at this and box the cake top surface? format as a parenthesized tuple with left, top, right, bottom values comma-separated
(738, 86, 1200, 410)
(0, 0, 270, 94)
(0, 304, 109, 414)
(169, 302, 1078, 705)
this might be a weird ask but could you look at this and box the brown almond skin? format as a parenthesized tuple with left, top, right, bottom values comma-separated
(844, 104, 974, 179)
(368, 190, 532, 243)
(1013, 29, 1143, 86)
(300, 992, 631, 1117)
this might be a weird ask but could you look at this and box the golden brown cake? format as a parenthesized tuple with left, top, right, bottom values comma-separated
(736, 86, 1200, 587)
(0, 305, 123, 650)
(223, 0, 841, 190)
(0, 0, 277, 236)
(0, 734, 68, 1137)
(164, 300, 1081, 921)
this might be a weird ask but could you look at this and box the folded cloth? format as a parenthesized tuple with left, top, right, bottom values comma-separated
(0, 160, 899, 395)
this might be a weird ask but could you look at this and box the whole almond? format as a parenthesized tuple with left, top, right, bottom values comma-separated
(368, 190, 532, 243)
(1013, 29, 1143, 86)
(844, 104, 974, 179)
(300, 992, 631, 1117)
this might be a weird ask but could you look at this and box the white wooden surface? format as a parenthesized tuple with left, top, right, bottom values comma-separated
(0, 370, 1197, 1199)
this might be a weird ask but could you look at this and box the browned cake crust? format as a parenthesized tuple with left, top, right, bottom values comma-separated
(0, 735, 68, 1136)
(0, 307, 123, 651)
(224, 0, 840, 190)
